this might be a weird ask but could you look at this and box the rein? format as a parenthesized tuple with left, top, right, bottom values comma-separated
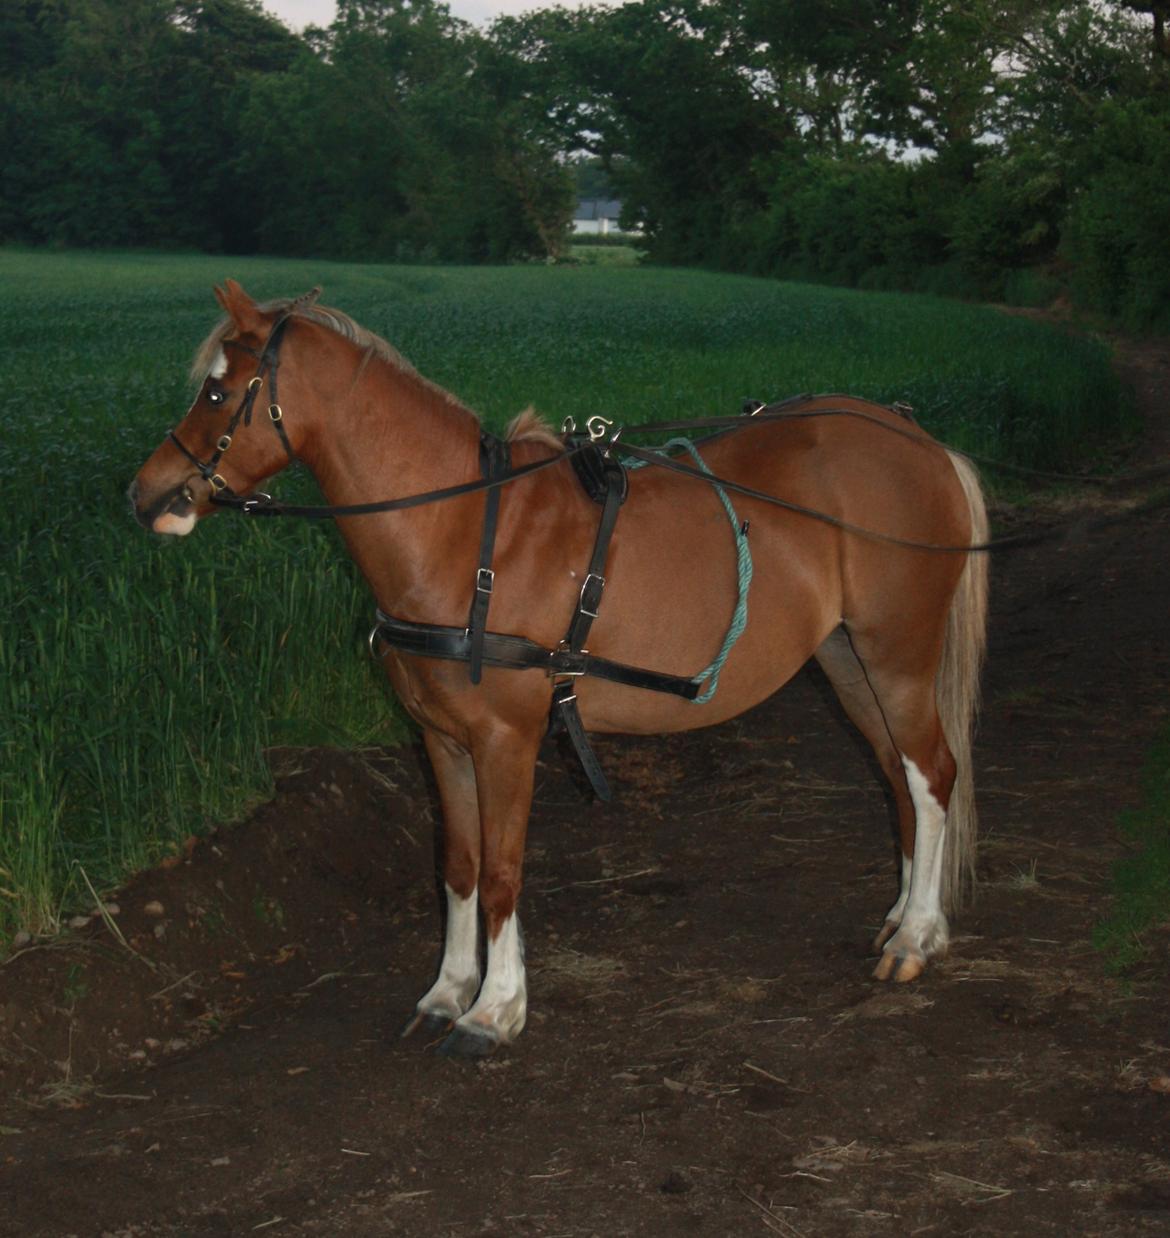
(176, 329, 1167, 801)
(197, 365, 1151, 555)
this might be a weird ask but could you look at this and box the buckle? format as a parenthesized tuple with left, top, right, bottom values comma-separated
(549, 644, 588, 679)
(241, 492, 272, 514)
(269, 403, 283, 423)
(578, 572, 605, 619)
(476, 567, 495, 594)
(215, 433, 232, 452)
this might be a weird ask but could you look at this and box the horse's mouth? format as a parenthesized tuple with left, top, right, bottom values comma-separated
(132, 482, 199, 536)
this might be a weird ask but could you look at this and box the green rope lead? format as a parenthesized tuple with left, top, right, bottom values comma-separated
(624, 438, 753, 704)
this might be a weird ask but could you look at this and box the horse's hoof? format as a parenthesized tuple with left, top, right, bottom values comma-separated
(437, 1025, 499, 1059)
(872, 950, 925, 983)
(399, 1011, 454, 1040)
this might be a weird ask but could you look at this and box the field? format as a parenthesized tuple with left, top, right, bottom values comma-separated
(0, 249, 1130, 942)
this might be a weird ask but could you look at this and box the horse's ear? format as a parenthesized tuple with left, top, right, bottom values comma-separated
(213, 279, 266, 337)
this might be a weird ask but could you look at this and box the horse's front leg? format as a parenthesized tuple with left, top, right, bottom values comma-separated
(439, 724, 540, 1058)
(402, 730, 483, 1038)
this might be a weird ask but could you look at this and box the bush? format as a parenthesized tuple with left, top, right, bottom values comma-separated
(1062, 98, 1170, 330)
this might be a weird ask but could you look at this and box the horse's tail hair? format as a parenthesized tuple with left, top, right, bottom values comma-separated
(938, 451, 989, 913)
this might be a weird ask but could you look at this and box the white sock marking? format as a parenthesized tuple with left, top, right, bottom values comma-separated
(893, 757, 949, 957)
(885, 852, 913, 926)
(460, 911, 527, 1042)
(418, 885, 480, 1018)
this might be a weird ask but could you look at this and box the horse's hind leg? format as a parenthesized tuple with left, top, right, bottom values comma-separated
(814, 627, 917, 952)
(844, 626, 957, 983)
(402, 730, 483, 1038)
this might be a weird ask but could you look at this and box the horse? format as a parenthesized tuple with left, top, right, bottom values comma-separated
(130, 280, 988, 1057)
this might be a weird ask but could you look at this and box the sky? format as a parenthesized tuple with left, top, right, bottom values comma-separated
(261, 0, 595, 30)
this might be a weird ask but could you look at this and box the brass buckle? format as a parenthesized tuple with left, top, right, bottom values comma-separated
(216, 433, 232, 452)
(269, 403, 283, 423)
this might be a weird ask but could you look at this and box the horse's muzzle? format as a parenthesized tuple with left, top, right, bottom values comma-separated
(128, 477, 197, 535)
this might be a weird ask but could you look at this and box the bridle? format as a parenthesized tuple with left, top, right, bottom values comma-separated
(167, 314, 296, 504)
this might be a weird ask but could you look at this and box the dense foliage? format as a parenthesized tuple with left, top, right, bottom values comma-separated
(0, 0, 574, 261)
(3, 0, 1170, 318)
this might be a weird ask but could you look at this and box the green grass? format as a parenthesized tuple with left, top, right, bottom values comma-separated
(1095, 721, 1170, 973)
(0, 248, 1133, 942)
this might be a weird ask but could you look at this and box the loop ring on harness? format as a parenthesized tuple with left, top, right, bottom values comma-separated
(586, 415, 613, 442)
(269, 404, 283, 422)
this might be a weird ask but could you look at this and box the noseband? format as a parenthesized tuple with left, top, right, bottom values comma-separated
(168, 314, 296, 502)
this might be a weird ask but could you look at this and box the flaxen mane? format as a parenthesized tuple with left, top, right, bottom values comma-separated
(505, 408, 563, 450)
(190, 294, 422, 388)
(190, 291, 565, 449)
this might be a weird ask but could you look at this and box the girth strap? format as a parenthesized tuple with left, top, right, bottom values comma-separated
(370, 611, 700, 699)
(468, 434, 511, 684)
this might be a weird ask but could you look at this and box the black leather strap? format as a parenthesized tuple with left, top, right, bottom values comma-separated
(468, 434, 511, 684)
(371, 610, 700, 699)
(552, 682, 611, 801)
(562, 452, 626, 654)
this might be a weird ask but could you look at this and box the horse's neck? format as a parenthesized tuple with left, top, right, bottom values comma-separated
(294, 340, 484, 613)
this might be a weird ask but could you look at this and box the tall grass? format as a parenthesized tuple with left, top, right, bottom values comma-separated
(1095, 720, 1170, 974)
(0, 249, 1131, 941)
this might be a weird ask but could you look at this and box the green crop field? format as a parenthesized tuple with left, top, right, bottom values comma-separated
(0, 249, 1131, 942)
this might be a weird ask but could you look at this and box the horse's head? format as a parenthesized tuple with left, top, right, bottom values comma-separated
(129, 280, 318, 535)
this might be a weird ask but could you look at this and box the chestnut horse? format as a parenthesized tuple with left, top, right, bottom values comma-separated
(131, 282, 988, 1057)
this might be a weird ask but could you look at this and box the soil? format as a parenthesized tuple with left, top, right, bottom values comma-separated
(3, 326, 1170, 1237)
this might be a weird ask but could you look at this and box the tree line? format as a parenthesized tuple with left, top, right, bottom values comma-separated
(3, 0, 1168, 325)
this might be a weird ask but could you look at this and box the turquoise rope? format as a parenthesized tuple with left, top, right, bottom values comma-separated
(624, 438, 753, 704)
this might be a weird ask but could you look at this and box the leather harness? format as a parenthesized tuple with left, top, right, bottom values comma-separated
(169, 312, 1002, 803)
(371, 431, 700, 802)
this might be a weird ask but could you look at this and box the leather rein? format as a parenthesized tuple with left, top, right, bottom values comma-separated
(166, 317, 1121, 800)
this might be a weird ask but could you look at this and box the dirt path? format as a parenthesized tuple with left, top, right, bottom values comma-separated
(2, 333, 1169, 1237)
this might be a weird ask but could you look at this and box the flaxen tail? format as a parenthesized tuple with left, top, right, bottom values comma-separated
(938, 452, 989, 913)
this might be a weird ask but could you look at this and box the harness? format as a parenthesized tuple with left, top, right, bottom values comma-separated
(371, 428, 704, 802)
(172, 312, 1145, 802)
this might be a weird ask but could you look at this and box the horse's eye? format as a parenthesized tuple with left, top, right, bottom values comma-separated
(207, 389, 226, 406)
